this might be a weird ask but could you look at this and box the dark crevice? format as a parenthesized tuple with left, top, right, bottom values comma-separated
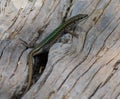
(32, 50, 48, 80)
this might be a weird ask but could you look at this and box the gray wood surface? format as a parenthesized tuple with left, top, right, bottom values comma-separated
(0, 0, 120, 99)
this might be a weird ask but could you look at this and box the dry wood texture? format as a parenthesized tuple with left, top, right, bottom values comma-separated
(0, 0, 120, 99)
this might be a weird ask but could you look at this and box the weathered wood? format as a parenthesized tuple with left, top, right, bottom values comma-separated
(0, 0, 120, 99)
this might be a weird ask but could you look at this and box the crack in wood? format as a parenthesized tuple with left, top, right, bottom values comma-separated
(44, 0, 61, 24)
(9, 47, 26, 79)
(56, 38, 94, 91)
(32, 0, 45, 22)
(100, 72, 114, 88)
(48, 91, 55, 99)
(0, 40, 10, 59)
(67, 57, 100, 93)
(57, 54, 89, 91)
(81, 65, 103, 94)
(113, 60, 120, 71)
(116, 91, 120, 99)
(89, 82, 102, 98)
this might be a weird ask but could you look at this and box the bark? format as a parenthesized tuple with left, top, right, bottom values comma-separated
(0, 0, 120, 99)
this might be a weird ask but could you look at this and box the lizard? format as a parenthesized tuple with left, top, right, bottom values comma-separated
(25, 14, 88, 93)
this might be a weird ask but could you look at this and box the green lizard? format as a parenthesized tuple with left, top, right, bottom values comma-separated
(25, 14, 88, 92)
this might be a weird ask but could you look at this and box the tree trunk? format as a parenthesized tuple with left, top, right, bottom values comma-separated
(0, 0, 120, 99)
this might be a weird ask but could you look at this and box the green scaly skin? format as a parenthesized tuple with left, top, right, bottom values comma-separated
(25, 14, 88, 93)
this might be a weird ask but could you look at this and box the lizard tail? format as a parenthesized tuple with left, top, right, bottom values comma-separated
(24, 52, 33, 93)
